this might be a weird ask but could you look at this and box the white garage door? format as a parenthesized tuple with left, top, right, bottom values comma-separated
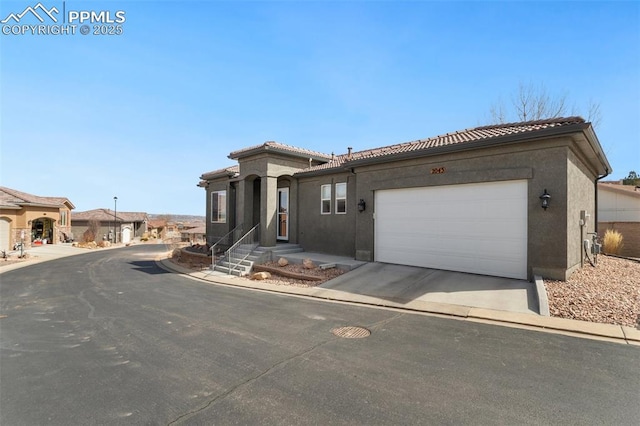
(0, 218, 10, 253)
(375, 180, 528, 279)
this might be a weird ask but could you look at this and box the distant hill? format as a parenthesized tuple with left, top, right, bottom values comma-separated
(149, 214, 205, 223)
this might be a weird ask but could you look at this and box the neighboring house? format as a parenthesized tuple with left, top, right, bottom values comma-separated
(0, 186, 75, 251)
(181, 226, 206, 244)
(199, 117, 611, 281)
(597, 182, 640, 257)
(147, 219, 167, 240)
(71, 209, 149, 244)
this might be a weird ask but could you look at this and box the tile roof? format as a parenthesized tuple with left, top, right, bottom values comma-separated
(0, 186, 75, 209)
(147, 219, 167, 228)
(181, 226, 206, 234)
(229, 141, 332, 161)
(200, 165, 239, 182)
(299, 116, 588, 174)
(71, 209, 149, 222)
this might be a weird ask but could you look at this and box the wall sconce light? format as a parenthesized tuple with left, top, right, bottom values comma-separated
(540, 189, 551, 210)
(357, 199, 366, 212)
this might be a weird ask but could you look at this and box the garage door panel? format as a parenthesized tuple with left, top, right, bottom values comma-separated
(0, 219, 10, 253)
(375, 181, 527, 279)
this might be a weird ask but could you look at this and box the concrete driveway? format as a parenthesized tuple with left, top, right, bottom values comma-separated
(319, 262, 539, 314)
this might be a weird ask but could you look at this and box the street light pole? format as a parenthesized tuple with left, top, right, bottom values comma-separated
(114, 196, 118, 244)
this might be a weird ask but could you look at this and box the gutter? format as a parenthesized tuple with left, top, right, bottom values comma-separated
(581, 124, 611, 234)
(595, 171, 610, 234)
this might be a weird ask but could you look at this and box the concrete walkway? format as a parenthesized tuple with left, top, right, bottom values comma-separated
(1, 243, 638, 345)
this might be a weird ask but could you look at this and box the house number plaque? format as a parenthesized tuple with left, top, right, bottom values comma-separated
(430, 167, 446, 174)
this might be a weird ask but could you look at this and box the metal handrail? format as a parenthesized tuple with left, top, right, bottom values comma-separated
(210, 224, 243, 269)
(219, 223, 260, 275)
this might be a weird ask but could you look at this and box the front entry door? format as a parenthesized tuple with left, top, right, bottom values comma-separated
(277, 188, 289, 241)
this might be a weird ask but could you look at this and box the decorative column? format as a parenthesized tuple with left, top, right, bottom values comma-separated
(260, 175, 278, 247)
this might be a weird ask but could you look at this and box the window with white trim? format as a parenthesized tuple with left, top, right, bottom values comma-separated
(210, 190, 227, 223)
(335, 182, 347, 214)
(321, 184, 331, 214)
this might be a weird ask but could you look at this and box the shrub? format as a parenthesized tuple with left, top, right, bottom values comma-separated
(82, 219, 100, 243)
(602, 229, 624, 255)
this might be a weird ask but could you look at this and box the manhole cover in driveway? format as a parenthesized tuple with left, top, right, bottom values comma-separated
(331, 326, 370, 339)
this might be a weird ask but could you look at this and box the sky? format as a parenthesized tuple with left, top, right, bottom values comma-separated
(1, 0, 638, 216)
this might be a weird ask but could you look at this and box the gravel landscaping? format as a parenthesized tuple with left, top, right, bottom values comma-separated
(250, 261, 345, 287)
(544, 255, 640, 328)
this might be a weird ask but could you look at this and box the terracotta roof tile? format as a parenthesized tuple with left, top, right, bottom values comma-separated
(0, 186, 74, 209)
(229, 141, 332, 161)
(298, 117, 587, 174)
(71, 209, 149, 222)
(200, 165, 239, 181)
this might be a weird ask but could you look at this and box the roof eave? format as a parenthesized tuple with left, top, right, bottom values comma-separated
(343, 123, 591, 168)
(581, 125, 612, 177)
(19, 202, 67, 209)
(294, 165, 348, 177)
(229, 145, 331, 162)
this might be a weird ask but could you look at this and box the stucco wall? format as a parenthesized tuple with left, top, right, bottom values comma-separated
(203, 133, 603, 280)
(204, 178, 233, 245)
(346, 139, 575, 280)
(296, 172, 355, 256)
(2, 206, 69, 248)
(564, 149, 597, 277)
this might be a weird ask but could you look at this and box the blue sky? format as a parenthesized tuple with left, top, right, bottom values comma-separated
(1, 0, 638, 216)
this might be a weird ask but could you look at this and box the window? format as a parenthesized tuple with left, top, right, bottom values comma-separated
(210, 190, 227, 223)
(321, 184, 331, 214)
(60, 210, 67, 226)
(335, 182, 347, 214)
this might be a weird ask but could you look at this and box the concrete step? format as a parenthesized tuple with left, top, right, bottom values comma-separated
(213, 265, 246, 276)
(218, 259, 253, 269)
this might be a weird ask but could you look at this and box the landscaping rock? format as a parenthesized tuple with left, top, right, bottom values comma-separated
(278, 257, 289, 267)
(303, 258, 316, 269)
(251, 271, 272, 280)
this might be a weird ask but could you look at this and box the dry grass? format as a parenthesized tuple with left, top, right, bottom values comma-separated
(602, 229, 624, 255)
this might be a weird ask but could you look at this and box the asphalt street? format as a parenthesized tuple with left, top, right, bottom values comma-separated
(1, 245, 638, 425)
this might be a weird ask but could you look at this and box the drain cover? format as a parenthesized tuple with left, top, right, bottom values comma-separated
(331, 326, 370, 339)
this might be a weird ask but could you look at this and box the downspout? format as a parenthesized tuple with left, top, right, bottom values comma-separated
(594, 168, 610, 235)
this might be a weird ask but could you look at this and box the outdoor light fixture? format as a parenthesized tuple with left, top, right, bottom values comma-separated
(539, 189, 551, 210)
(357, 199, 366, 212)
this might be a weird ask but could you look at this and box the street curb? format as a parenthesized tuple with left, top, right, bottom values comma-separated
(534, 275, 550, 316)
(157, 257, 637, 345)
(0, 243, 142, 274)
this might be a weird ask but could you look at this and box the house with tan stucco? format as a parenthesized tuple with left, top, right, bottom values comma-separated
(0, 187, 75, 252)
